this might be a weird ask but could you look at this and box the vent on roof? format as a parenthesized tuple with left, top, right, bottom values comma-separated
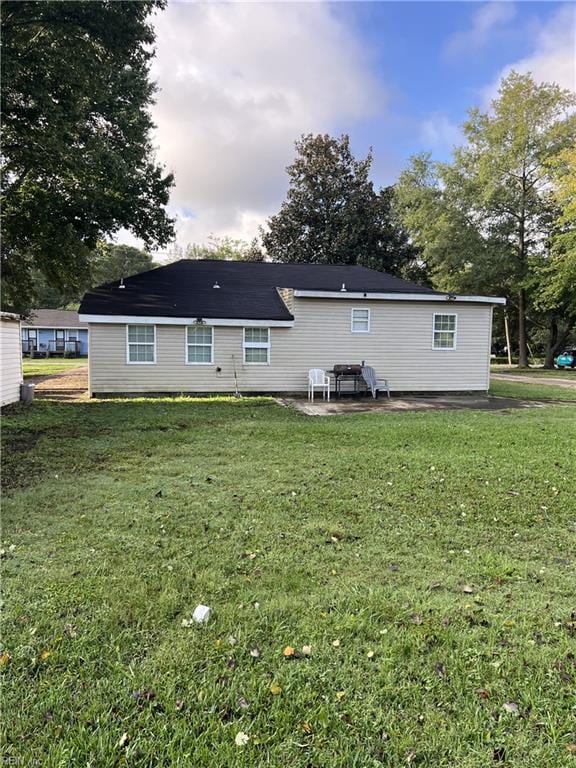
(213, 281, 220, 289)
(340, 283, 347, 292)
(119, 278, 125, 290)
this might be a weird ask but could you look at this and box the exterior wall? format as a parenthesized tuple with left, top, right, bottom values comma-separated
(22, 328, 89, 356)
(1, 316, 23, 406)
(88, 299, 493, 395)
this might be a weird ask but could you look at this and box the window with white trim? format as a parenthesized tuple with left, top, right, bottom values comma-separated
(351, 308, 370, 333)
(187, 325, 213, 364)
(127, 325, 155, 363)
(433, 313, 457, 349)
(243, 327, 270, 364)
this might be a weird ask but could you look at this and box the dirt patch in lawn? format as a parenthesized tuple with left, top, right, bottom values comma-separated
(27, 366, 89, 401)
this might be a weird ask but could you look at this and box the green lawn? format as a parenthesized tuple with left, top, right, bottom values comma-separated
(2, 397, 576, 766)
(491, 366, 576, 379)
(22, 357, 87, 378)
(489, 379, 576, 402)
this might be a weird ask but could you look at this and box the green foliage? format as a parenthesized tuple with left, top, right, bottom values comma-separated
(396, 73, 576, 365)
(263, 134, 423, 279)
(178, 236, 265, 262)
(90, 243, 156, 287)
(1, 1, 174, 313)
(2, 398, 576, 765)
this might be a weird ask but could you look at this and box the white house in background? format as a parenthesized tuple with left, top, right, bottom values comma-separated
(1, 312, 23, 406)
(79, 260, 505, 397)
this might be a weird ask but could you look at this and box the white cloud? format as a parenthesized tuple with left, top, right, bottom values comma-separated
(147, 1, 383, 250)
(420, 114, 461, 151)
(484, 4, 576, 102)
(445, 2, 516, 57)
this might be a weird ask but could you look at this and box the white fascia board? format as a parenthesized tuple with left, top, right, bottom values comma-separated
(22, 325, 88, 330)
(79, 314, 294, 327)
(292, 290, 506, 305)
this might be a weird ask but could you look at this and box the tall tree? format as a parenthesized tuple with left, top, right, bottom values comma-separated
(396, 73, 576, 366)
(262, 134, 422, 279)
(179, 236, 265, 262)
(1, 0, 174, 314)
(90, 243, 156, 287)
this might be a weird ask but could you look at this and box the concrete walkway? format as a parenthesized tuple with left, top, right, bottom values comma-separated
(279, 394, 558, 417)
(491, 373, 576, 389)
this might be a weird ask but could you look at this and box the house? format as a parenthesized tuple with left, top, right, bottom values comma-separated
(1, 312, 23, 406)
(79, 260, 505, 397)
(21, 309, 89, 357)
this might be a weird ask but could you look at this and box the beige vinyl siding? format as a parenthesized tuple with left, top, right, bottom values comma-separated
(1, 315, 23, 405)
(88, 299, 493, 394)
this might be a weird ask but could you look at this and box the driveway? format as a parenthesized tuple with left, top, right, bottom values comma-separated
(491, 373, 576, 389)
(26, 366, 89, 401)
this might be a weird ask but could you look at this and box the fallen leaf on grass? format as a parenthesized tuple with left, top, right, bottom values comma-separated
(475, 688, 490, 699)
(283, 646, 295, 658)
(237, 696, 249, 709)
(332, 639, 341, 648)
(0, 652, 11, 667)
(235, 731, 249, 747)
(64, 623, 77, 638)
(566, 744, 576, 753)
(367, 650, 375, 659)
(118, 732, 130, 748)
(302, 645, 312, 656)
(250, 646, 261, 658)
(462, 585, 474, 594)
(270, 682, 282, 695)
(302, 721, 313, 734)
(39, 650, 52, 661)
(175, 699, 186, 712)
(335, 691, 346, 701)
(502, 701, 519, 714)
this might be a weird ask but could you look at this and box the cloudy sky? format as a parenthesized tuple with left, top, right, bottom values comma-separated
(128, 1, 575, 257)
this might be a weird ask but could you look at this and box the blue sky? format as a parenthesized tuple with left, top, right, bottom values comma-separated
(121, 1, 575, 253)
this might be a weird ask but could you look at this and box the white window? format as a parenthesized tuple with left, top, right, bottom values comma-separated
(433, 314, 457, 349)
(127, 324, 156, 363)
(244, 327, 270, 364)
(351, 308, 370, 333)
(187, 325, 213, 364)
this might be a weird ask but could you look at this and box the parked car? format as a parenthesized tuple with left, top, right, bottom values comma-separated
(554, 349, 576, 369)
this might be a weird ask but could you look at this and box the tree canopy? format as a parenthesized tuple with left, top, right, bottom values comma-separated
(1, 0, 174, 313)
(262, 134, 423, 280)
(396, 72, 576, 366)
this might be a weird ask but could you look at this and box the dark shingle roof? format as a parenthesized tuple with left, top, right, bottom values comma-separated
(22, 309, 87, 328)
(79, 260, 439, 321)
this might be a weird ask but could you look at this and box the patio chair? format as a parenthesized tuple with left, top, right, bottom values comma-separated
(361, 366, 390, 399)
(308, 368, 331, 402)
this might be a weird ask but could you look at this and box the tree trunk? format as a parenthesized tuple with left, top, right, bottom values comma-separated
(504, 311, 513, 366)
(517, 288, 528, 367)
(544, 315, 574, 368)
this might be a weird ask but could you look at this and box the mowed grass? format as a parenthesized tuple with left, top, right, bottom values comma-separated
(22, 358, 87, 378)
(2, 397, 576, 767)
(489, 379, 576, 402)
(491, 366, 576, 379)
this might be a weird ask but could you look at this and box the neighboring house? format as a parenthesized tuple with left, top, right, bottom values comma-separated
(79, 260, 505, 397)
(21, 309, 89, 357)
(1, 312, 23, 406)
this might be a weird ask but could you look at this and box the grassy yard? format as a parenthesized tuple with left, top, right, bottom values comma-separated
(489, 379, 576, 402)
(2, 397, 575, 766)
(491, 366, 576, 379)
(22, 358, 87, 379)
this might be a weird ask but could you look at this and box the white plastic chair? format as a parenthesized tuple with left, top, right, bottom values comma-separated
(308, 368, 331, 402)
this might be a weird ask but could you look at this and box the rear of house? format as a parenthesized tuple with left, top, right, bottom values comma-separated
(1, 312, 23, 406)
(21, 309, 89, 357)
(80, 260, 504, 397)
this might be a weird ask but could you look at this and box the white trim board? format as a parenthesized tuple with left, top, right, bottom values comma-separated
(79, 314, 294, 327)
(293, 290, 506, 305)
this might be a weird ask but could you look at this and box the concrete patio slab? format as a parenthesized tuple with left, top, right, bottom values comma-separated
(279, 394, 561, 416)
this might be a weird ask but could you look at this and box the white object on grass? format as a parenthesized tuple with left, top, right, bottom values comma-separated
(192, 604, 211, 623)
